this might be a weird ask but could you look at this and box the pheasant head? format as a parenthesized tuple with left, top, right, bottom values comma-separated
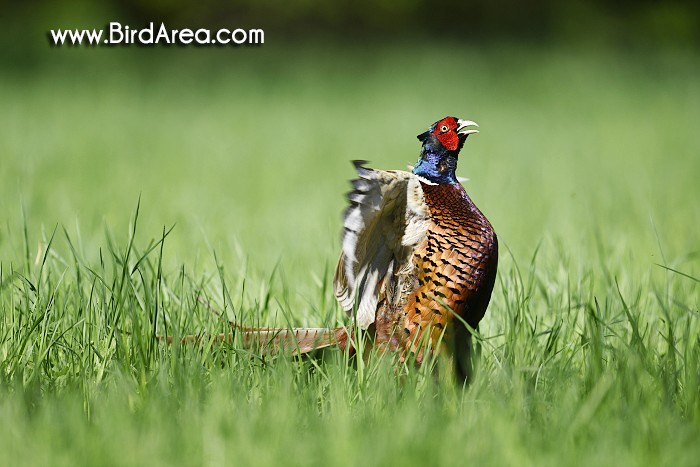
(413, 116, 479, 184)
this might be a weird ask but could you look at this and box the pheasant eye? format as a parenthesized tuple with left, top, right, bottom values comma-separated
(440, 125, 449, 133)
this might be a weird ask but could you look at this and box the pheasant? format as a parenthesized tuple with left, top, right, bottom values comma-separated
(169, 116, 498, 381)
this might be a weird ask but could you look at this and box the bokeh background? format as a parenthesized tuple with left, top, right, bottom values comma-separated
(3, 0, 698, 274)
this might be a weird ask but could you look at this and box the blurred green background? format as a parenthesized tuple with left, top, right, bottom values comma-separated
(2, 0, 699, 316)
(2, 0, 699, 273)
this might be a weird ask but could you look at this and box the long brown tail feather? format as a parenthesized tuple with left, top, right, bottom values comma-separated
(158, 325, 351, 355)
(157, 296, 353, 354)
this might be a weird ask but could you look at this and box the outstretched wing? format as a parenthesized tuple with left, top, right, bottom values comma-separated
(333, 161, 431, 329)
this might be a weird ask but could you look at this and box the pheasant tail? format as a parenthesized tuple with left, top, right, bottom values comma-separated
(236, 326, 350, 354)
(161, 325, 350, 355)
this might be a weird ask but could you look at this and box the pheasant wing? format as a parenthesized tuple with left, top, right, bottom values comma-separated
(333, 161, 430, 329)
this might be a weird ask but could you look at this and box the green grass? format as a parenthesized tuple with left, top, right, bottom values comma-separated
(1, 42, 699, 466)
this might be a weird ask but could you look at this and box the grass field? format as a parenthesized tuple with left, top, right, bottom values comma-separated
(1, 43, 699, 466)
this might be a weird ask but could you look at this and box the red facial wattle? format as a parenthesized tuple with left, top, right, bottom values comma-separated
(433, 117, 460, 151)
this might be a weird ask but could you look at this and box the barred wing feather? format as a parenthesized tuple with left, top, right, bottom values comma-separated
(333, 161, 430, 329)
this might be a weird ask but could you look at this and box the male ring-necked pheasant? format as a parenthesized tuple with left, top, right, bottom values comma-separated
(170, 116, 498, 381)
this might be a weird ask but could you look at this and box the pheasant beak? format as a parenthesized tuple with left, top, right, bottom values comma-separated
(456, 119, 479, 136)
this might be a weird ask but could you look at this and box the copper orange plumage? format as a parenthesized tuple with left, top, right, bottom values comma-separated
(334, 116, 498, 380)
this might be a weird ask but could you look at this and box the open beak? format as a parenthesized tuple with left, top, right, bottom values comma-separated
(456, 119, 479, 136)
